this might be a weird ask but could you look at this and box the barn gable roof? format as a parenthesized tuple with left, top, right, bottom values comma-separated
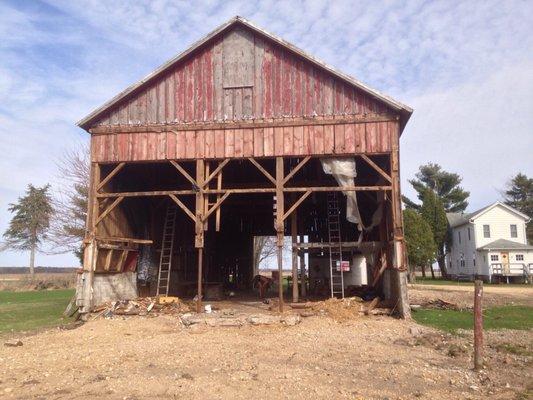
(77, 16, 413, 131)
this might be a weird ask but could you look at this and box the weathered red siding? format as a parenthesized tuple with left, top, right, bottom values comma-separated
(91, 120, 398, 162)
(94, 26, 392, 127)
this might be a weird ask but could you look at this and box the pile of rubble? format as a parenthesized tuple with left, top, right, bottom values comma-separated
(180, 310, 301, 328)
(92, 297, 191, 319)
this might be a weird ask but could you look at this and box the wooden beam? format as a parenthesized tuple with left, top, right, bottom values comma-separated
(117, 249, 128, 272)
(169, 194, 196, 222)
(169, 160, 200, 189)
(97, 185, 393, 198)
(215, 170, 222, 231)
(89, 114, 399, 134)
(359, 154, 392, 184)
(248, 157, 276, 186)
(203, 159, 229, 188)
(97, 162, 125, 191)
(96, 236, 153, 244)
(275, 157, 285, 313)
(291, 201, 299, 303)
(282, 190, 311, 221)
(202, 192, 230, 222)
(283, 156, 311, 185)
(103, 248, 114, 271)
(95, 196, 123, 226)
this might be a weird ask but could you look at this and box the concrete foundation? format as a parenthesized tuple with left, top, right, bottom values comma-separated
(76, 271, 138, 313)
(383, 269, 410, 319)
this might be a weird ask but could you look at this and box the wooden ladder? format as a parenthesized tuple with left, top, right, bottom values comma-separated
(327, 192, 344, 298)
(156, 203, 177, 297)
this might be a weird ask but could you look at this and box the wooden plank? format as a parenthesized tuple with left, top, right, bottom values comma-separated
(169, 160, 199, 187)
(223, 27, 254, 87)
(95, 196, 123, 226)
(234, 87, 243, 120)
(214, 129, 225, 158)
(169, 194, 196, 222)
(90, 114, 398, 134)
(262, 41, 273, 118)
(253, 128, 264, 157)
(185, 130, 196, 158)
(283, 126, 293, 156)
(203, 159, 229, 188)
(324, 124, 334, 154)
(282, 190, 311, 221)
(224, 129, 234, 157)
(202, 191, 230, 221)
(355, 123, 366, 152)
(313, 125, 324, 154)
(264, 127, 274, 156)
(195, 129, 204, 158)
(243, 128, 254, 156)
(283, 155, 311, 185)
(242, 87, 253, 118)
(360, 154, 392, 183)
(234, 128, 244, 157)
(274, 126, 284, 155)
(213, 38, 223, 120)
(334, 123, 345, 153)
(293, 125, 304, 155)
(157, 79, 166, 123)
(253, 36, 265, 118)
(205, 129, 215, 159)
(175, 68, 185, 121)
(97, 162, 125, 191)
(96, 236, 153, 244)
(248, 157, 276, 185)
(166, 131, 176, 159)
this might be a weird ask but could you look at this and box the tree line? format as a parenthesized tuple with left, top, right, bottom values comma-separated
(1, 145, 532, 279)
(403, 164, 532, 279)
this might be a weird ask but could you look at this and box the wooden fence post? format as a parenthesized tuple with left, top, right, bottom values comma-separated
(474, 279, 483, 371)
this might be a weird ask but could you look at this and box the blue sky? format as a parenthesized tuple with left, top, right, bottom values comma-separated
(1, 0, 532, 267)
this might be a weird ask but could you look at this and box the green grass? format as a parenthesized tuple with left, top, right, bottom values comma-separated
(0, 289, 75, 334)
(412, 305, 533, 333)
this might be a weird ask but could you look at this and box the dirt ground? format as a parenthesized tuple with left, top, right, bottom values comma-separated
(1, 287, 531, 400)
(409, 283, 533, 308)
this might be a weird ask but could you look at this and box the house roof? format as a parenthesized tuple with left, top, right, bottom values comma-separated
(447, 201, 530, 228)
(478, 239, 533, 251)
(77, 16, 413, 131)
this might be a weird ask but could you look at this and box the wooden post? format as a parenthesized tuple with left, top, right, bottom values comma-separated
(299, 234, 306, 298)
(195, 160, 205, 313)
(474, 280, 483, 371)
(291, 201, 299, 303)
(275, 157, 285, 313)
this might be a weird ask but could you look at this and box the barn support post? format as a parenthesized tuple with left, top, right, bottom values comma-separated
(299, 235, 306, 298)
(389, 132, 411, 319)
(275, 157, 285, 313)
(290, 200, 299, 303)
(81, 162, 100, 313)
(195, 160, 205, 313)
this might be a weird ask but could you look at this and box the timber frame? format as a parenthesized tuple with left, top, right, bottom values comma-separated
(78, 15, 412, 318)
(83, 150, 408, 316)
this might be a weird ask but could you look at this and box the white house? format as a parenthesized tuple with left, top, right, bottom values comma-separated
(446, 202, 532, 282)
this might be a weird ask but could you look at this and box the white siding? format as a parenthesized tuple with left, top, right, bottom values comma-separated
(448, 222, 477, 276)
(474, 205, 528, 247)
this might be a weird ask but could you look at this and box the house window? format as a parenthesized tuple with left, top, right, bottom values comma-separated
(483, 225, 491, 238)
(468, 228, 471, 240)
(490, 254, 499, 261)
(473, 255, 476, 266)
(458, 231, 461, 244)
(516, 254, 524, 261)
(510, 225, 517, 238)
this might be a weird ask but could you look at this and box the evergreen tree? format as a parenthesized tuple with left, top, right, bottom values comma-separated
(3, 184, 53, 277)
(503, 173, 533, 243)
(420, 189, 449, 277)
(404, 209, 437, 280)
(403, 163, 469, 213)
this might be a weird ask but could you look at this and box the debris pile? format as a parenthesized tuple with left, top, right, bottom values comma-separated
(309, 297, 364, 321)
(92, 297, 191, 319)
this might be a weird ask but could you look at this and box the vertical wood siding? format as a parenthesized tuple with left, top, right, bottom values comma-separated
(94, 26, 392, 127)
(91, 120, 398, 162)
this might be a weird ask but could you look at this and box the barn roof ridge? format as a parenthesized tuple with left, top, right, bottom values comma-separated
(77, 15, 413, 130)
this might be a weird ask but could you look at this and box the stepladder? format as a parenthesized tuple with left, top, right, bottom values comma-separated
(156, 203, 177, 297)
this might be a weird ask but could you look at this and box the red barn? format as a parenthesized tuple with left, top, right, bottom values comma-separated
(77, 16, 413, 317)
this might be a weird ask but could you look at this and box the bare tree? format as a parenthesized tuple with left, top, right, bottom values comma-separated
(47, 143, 90, 263)
(253, 235, 292, 273)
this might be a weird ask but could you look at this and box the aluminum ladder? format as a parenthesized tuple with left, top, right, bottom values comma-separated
(156, 203, 177, 296)
(327, 192, 344, 298)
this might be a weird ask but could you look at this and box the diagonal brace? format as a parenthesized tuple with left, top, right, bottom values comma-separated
(95, 196, 124, 226)
(360, 154, 392, 184)
(202, 192, 231, 222)
(283, 156, 311, 185)
(248, 158, 276, 186)
(169, 160, 200, 189)
(282, 190, 311, 221)
(169, 194, 196, 222)
(97, 162, 125, 191)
